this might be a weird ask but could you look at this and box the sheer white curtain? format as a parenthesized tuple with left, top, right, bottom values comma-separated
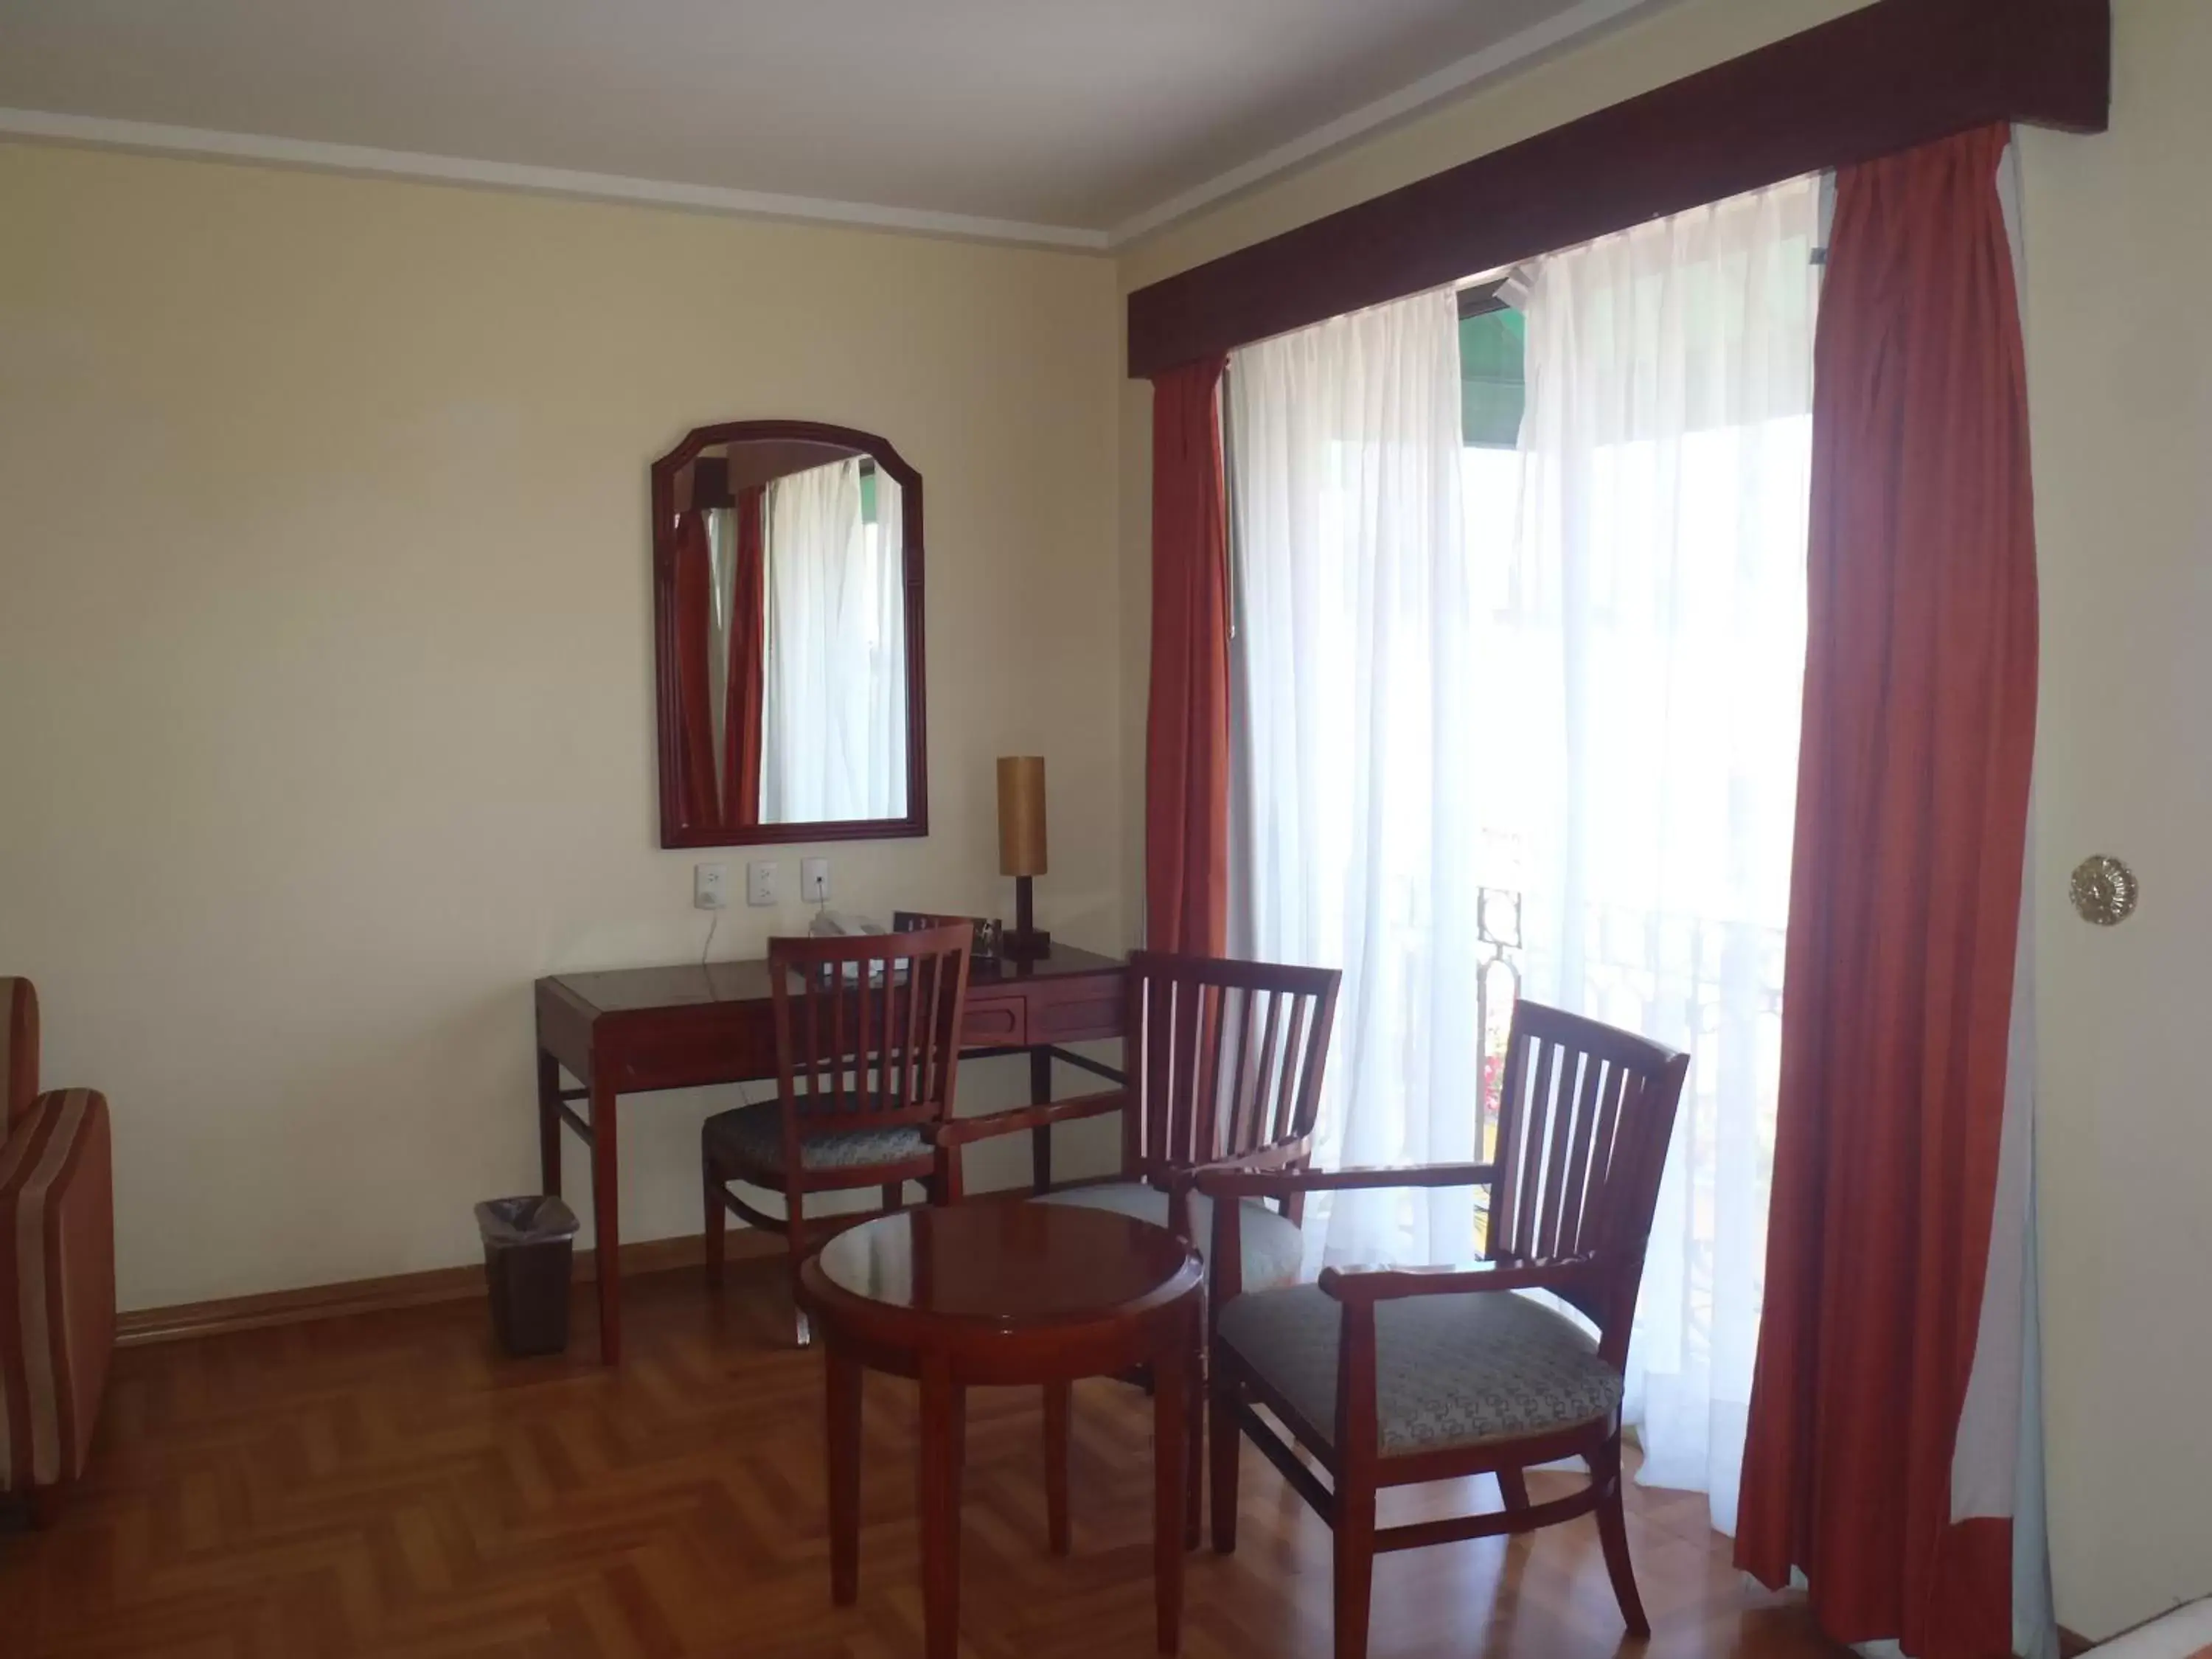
(1484, 175, 1820, 1530)
(1226, 287, 1481, 1267)
(762, 461, 908, 821)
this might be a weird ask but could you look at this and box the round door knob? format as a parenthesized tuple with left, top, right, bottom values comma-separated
(2068, 855, 2138, 927)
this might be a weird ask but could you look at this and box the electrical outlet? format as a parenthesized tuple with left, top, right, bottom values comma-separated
(800, 858, 830, 904)
(693, 862, 728, 911)
(746, 860, 780, 907)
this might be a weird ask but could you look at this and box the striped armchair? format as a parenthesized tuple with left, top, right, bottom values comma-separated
(1, 978, 114, 1525)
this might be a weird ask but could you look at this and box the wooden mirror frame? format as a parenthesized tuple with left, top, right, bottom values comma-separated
(650, 419, 928, 848)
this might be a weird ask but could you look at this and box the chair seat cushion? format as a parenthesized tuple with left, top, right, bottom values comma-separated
(703, 1101, 928, 1174)
(1032, 1181, 1304, 1292)
(1217, 1282, 1622, 1456)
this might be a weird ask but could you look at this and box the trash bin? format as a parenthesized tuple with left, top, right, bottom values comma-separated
(476, 1194, 580, 1357)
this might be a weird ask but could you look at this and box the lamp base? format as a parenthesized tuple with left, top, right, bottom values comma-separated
(1003, 928, 1053, 964)
(1005, 874, 1050, 961)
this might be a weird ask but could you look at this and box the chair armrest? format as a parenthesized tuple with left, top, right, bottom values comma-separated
(1195, 1161, 1498, 1200)
(1160, 1136, 1315, 1195)
(1, 1088, 115, 1494)
(926, 1088, 1124, 1148)
(1317, 1256, 1601, 1305)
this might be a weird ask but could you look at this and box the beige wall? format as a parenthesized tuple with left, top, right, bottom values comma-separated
(0, 142, 1126, 1311)
(1113, 0, 2212, 1639)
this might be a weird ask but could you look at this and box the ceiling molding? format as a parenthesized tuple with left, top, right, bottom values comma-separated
(0, 3, 1666, 256)
(0, 107, 1113, 251)
(1104, 0, 1666, 247)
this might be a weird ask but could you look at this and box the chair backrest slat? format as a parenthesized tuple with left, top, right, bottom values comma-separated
(1222, 986, 1257, 1155)
(768, 925, 973, 1148)
(1486, 1001, 1688, 1352)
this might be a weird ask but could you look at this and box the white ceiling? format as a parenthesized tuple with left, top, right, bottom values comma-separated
(0, 0, 1660, 246)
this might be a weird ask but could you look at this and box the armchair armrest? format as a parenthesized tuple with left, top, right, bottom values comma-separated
(1160, 1136, 1316, 1195)
(926, 1088, 1124, 1149)
(1197, 1159, 1505, 1310)
(1195, 1161, 1497, 1200)
(1, 1088, 115, 1498)
(1318, 1256, 1601, 1304)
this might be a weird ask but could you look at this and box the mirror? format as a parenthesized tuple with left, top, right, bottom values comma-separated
(652, 421, 927, 846)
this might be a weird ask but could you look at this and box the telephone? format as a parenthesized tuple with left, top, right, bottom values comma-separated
(809, 908, 888, 939)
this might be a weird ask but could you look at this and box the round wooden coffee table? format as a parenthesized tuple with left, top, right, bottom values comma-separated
(799, 1200, 1204, 1658)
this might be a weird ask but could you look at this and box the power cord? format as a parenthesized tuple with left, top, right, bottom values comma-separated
(701, 908, 720, 965)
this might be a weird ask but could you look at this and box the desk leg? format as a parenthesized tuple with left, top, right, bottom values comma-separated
(589, 1072, 622, 1365)
(919, 1359, 964, 1659)
(1029, 1048, 1054, 1194)
(1153, 1315, 1190, 1655)
(535, 1047, 563, 1198)
(827, 1339, 862, 1605)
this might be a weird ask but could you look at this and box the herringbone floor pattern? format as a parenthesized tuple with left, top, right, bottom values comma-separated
(1, 1263, 1843, 1659)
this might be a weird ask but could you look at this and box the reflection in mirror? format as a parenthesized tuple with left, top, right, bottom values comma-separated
(664, 431, 919, 841)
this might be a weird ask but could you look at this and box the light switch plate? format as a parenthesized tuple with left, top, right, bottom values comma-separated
(746, 860, 780, 907)
(800, 858, 830, 904)
(693, 862, 728, 911)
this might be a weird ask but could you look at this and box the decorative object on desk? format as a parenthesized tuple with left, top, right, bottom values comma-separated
(894, 911, 1002, 963)
(997, 755, 1051, 961)
(2068, 853, 2138, 927)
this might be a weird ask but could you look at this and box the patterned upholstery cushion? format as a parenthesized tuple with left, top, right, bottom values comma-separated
(1217, 1282, 1621, 1455)
(1032, 1182, 1304, 1292)
(703, 1101, 928, 1173)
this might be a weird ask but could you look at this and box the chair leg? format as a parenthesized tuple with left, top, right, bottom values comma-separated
(1498, 1467, 1531, 1514)
(703, 1166, 727, 1286)
(1332, 1482, 1377, 1659)
(881, 1181, 903, 1212)
(1208, 1374, 1240, 1554)
(787, 1208, 813, 1349)
(1591, 1434, 1649, 1638)
(1184, 1336, 1206, 1550)
(1043, 1381, 1071, 1556)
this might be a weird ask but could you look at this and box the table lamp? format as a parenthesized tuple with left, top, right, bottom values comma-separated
(997, 755, 1051, 961)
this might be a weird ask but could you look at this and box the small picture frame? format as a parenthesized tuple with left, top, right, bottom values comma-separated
(893, 911, 1002, 963)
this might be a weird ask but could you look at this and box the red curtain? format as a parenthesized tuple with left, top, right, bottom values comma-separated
(1144, 356, 1231, 955)
(669, 509, 721, 829)
(723, 484, 767, 828)
(1736, 125, 2037, 1659)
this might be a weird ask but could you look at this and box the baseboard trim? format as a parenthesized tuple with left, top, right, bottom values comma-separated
(2059, 1627, 2094, 1658)
(116, 1228, 782, 1348)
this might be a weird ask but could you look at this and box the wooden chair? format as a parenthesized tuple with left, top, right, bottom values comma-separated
(703, 924, 973, 1343)
(936, 949, 1341, 1547)
(1200, 1001, 1690, 1659)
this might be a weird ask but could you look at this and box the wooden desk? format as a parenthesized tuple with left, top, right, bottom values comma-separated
(533, 944, 1129, 1363)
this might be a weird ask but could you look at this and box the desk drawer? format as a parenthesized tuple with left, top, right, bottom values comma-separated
(1030, 985, 1124, 1043)
(961, 999, 1026, 1048)
(602, 1009, 774, 1091)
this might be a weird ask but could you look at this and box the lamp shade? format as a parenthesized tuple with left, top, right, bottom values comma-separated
(996, 756, 1048, 877)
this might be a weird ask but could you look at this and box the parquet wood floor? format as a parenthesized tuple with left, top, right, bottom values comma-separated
(0, 1262, 1846, 1659)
